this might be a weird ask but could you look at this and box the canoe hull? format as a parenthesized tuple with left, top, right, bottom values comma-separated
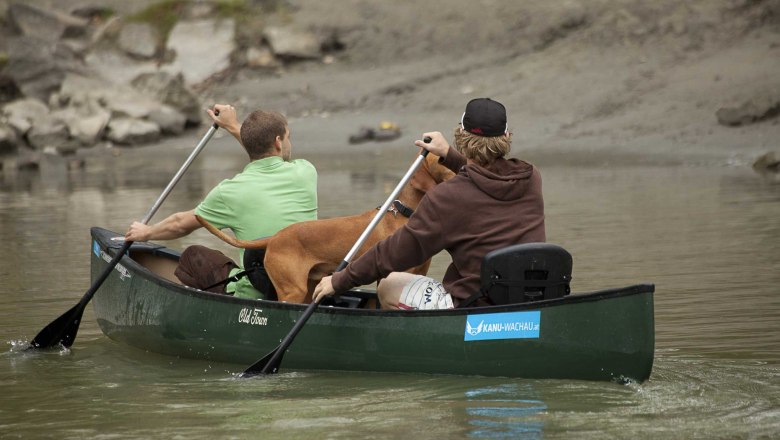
(90, 227, 655, 382)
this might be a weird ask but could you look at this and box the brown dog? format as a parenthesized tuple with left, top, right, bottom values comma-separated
(197, 152, 455, 303)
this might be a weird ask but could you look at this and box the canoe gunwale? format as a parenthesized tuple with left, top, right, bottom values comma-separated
(93, 227, 655, 317)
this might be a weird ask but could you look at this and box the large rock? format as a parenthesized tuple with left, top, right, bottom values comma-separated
(165, 19, 236, 85)
(56, 74, 110, 109)
(148, 105, 187, 135)
(104, 92, 160, 119)
(27, 113, 70, 151)
(131, 71, 202, 124)
(118, 22, 159, 59)
(106, 117, 160, 145)
(6, 3, 89, 42)
(84, 48, 160, 87)
(75, 111, 111, 146)
(717, 94, 780, 127)
(2, 36, 85, 101)
(57, 73, 178, 145)
(52, 107, 110, 147)
(58, 74, 158, 120)
(245, 46, 280, 68)
(2, 98, 49, 135)
(263, 26, 321, 60)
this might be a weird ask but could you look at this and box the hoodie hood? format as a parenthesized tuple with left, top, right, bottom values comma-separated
(464, 158, 535, 201)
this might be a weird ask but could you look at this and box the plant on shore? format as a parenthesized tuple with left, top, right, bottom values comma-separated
(126, 0, 291, 57)
(128, 0, 189, 45)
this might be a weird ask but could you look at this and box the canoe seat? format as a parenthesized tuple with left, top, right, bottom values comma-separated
(321, 290, 378, 309)
(321, 295, 364, 308)
(478, 243, 572, 306)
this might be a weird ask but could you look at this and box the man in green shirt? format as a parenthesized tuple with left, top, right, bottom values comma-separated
(125, 104, 318, 299)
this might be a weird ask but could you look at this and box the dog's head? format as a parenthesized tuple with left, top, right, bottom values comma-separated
(410, 150, 456, 193)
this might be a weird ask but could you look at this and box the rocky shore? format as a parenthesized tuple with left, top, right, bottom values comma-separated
(0, 0, 779, 176)
(0, 0, 344, 168)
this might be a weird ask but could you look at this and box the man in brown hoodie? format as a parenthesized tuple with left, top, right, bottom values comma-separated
(313, 98, 545, 308)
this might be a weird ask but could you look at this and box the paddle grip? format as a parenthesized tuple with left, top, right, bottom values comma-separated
(421, 136, 432, 157)
(211, 108, 220, 129)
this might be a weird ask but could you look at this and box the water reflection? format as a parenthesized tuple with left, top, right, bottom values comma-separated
(464, 384, 546, 439)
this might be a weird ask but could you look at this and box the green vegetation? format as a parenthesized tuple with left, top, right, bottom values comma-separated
(127, 0, 275, 48)
(89, 8, 117, 22)
(214, 0, 251, 18)
(129, 0, 189, 42)
(125, 0, 294, 52)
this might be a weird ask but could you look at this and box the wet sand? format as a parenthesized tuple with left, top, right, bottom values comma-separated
(196, 0, 780, 168)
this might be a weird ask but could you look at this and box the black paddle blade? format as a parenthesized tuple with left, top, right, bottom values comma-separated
(240, 347, 282, 377)
(28, 240, 132, 350)
(29, 303, 85, 349)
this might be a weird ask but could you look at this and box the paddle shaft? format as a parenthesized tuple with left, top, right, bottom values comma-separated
(339, 150, 430, 267)
(29, 123, 219, 349)
(141, 123, 219, 224)
(84, 123, 221, 301)
(244, 141, 431, 376)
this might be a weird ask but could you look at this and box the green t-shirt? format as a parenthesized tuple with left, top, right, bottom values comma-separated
(194, 156, 317, 299)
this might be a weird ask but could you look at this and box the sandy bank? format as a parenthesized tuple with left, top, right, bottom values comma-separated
(197, 0, 780, 167)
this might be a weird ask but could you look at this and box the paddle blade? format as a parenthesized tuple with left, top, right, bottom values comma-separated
(240, 347, 283, 378)
(29, 303, 85, 349)
(29, 240, 131, 350)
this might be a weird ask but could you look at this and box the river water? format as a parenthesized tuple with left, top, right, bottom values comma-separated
(1, 124, 779, 439)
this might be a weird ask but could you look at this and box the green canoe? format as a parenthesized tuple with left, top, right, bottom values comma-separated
(90, 227, 655, 382)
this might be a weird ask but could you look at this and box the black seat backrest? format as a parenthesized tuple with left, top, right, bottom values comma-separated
(480, 243, 572, 305)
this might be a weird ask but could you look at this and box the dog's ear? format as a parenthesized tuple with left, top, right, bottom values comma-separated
(429, 161, 456, 183)
(410, 156, 437, 192)
(410, 167, 436, 192)
(410, 154, 455, 192)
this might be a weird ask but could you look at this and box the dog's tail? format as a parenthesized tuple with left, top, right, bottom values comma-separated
(195, 215, 270, 249)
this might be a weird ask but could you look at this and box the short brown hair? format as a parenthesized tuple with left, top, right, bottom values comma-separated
(453, 127, 512, 167)
(240, 110, 288, 159)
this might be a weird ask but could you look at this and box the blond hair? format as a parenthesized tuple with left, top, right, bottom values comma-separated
(453, 127, 512, 166)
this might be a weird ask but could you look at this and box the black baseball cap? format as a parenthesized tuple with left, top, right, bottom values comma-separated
(461, 98, 507, 137)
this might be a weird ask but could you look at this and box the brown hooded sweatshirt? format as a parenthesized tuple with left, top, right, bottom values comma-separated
(332, 148, 545, 306)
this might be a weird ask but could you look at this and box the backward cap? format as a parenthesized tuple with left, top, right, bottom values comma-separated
(461, 98, 507, 137)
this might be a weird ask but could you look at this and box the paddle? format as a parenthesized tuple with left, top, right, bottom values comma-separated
(29, 121, 220, 349)
(240, 137, 433, 377)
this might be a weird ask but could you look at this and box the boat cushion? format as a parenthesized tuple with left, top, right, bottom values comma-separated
(174, 245, 239, 294)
